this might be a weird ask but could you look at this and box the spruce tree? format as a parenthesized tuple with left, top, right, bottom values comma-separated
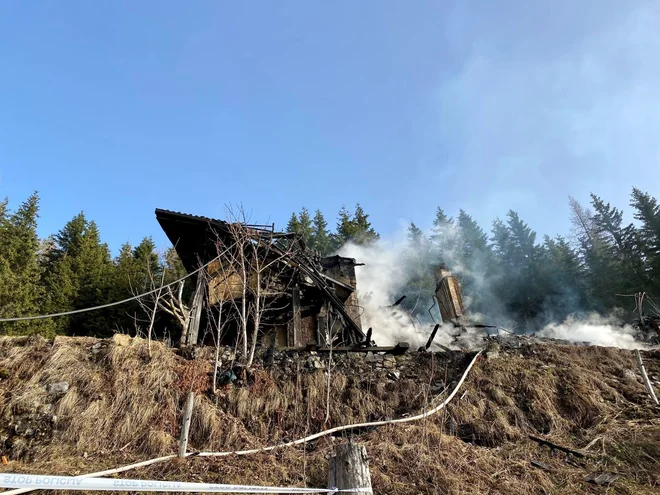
(310, 209, 333, 255)
(333, 204, 379, 247)
(540, 235, 589, 320)
(401, 222, 435, 316)
(133, 236, 160, 290)
(590, 194, 646, 308)
(630, 188, 660, 296)
(352, 204, 379, 245)
(430, 208, 457, 265)
(43, 213, 113, 335)
(109, 242, 141, 332)
(286, 213, 300, 234)
(456, 210, 490, 266)
(333, 205, 355, 247)
(454, 210, 494, 319)
(297, 208, 313, 246)
(0, 193, 50, 336)
(569, 196, 615, 312)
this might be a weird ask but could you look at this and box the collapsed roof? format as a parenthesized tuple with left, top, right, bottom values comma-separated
(155, 209, 366, 349)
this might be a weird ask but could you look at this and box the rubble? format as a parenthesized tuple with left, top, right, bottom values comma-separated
(46, 381, 69, 395)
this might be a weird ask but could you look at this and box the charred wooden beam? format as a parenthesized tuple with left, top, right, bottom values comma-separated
(289, 342, 410, 355)
(391, 295, 406, 307)
(424, 324, 441, 351)
(529, 435, 587, 458)
(291, 286, 302, 347)
(271, 244, 365, 342)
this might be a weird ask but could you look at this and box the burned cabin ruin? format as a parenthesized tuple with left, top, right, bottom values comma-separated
(155, 209, 365, 350)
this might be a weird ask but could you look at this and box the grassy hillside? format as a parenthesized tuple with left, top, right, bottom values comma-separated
(1, 335, 658, 494)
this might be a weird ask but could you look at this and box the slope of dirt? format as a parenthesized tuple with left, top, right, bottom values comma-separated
(0, 335, 659, 494)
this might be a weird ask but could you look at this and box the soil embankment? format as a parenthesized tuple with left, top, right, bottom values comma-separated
(1, 335, 659, 494)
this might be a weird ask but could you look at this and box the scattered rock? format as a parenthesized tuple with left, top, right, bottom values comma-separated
(306, 356, 324, 370)
(585, 472, 621, 485)
(621, 369, 638, 382)
(365, 353, 383, 364)
(485, 343, 501, 359)
(430, 380, 445, 393)
(382, 355, 397, 369)
(387, 370, 401, 381)
(47, 382, 69, 395)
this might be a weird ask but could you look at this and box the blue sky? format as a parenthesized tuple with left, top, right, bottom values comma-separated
(1, 1, 659, 254)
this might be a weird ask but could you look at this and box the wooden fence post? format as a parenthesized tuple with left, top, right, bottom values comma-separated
(328, 443, 373, 494)
(178, 392, 195, 457)
(636, 350, 659, 405)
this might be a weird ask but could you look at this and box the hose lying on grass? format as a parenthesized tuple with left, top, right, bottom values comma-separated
(0, 351, 483, 495)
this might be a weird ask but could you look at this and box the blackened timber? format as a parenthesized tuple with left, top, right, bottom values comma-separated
(291, 342, 410, 355)
(391, 296, 406, 307)
(270, 243, 365, 343)
(529, 435, 587, 458)
(425, 324, 441, 350)
(291, 286, 302, 347)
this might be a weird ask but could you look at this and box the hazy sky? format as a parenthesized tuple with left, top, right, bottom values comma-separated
(1, 1, 658, 252)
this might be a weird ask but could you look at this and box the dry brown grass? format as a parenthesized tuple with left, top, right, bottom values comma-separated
(0, 335, 189, 459)
(1, 337, 659, 494)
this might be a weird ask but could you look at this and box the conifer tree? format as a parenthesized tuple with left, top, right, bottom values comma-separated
(333, 204, 379, 247)
(591, 194, 647, 297)
(430, 208, 457, 264)
(297, 208, 313, 246)
(631, 188, 660, 295)
(43, 213, 113, 335)
(109, 242, 141, 332)
(401, 222, 435, 315)
(0, 193, 50, 336)
(452, 210, 495, 319)
(333, 205, 355, 247)
(310, 209, 333, 255)
(286, 213, 300, 234)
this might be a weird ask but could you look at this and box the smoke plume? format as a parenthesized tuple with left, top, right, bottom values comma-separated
(536, 314, 645, 350)
(339, 240, 482, 350)
(338, 232, 653, 351)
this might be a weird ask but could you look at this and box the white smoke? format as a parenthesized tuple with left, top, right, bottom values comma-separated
(536, 313, 647, 350)
(338, 240, 481, 350)
(338, 235, 653, 351)
(339, 240, 426, 347)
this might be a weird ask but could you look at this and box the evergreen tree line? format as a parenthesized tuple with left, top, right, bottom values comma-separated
(1, 189, 658, 338)
(285, 204, 379, 254)
(288, 190, 660, 330)
(0, 193, 186, 338)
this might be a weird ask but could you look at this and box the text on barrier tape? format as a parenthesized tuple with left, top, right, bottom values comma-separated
(0, 474, 370, 493)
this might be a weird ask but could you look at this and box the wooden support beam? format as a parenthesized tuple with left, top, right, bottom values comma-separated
(178, 392, 195, 457)
(291, 286, 302, 347)
(328, 443, 372, 494)
(185, 275, 205, 347)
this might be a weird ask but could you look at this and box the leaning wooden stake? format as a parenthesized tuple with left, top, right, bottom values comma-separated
(178, 392, 195, 457)
(328, 443, 373, 494)
(635, 350, 659, 405)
